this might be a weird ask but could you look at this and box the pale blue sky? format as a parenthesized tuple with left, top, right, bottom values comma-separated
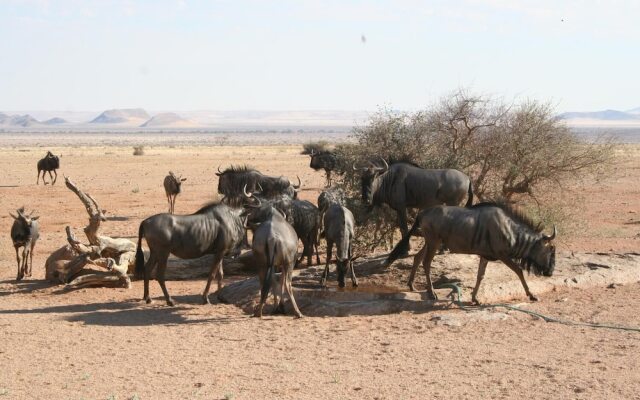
(1, 0, 639, 112)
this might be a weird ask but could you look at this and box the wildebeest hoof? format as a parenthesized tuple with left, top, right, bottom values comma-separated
(167, 299, 175, 306)
(408, 284, 415, 292)
(294, 313, 304, 319)
(352, 282, 359, 288)
(529, 295, 539, 302)
(427, 292, 438, 301)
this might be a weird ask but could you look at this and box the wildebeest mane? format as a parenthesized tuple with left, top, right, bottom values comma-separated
(194, 201, 225, 214)
(471, 201, 543, 233)
(221, 164, 257, 174)
(387, 157, 422, 168)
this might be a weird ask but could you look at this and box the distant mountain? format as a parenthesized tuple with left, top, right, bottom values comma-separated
(90, 108, 150, 124)
(43, 117, 67, 125)
(558, 109, 640, 121)
(626, 107, 640, 115)
(140, 112, 196, 128)
(0, 112, 41, 127)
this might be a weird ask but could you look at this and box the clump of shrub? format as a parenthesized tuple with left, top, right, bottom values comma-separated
(301, 140, 331, 155)
(333, 88, 616, 251)
(133, 146, 145, 156)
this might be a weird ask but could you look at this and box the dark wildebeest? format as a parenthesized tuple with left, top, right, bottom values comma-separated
(244, 195, 303, 318)
(243, 186, 320, 268)
(358, 159, 473, 241)
(309, 150, 339, 187)
(135, 201, 245, 306)
(216, 165, 301, 200)
(320, 202, 357, 288)
(36, 151, 60, 185)
(386, 202, 557, 303)
(10, 207, 40, 281)
(163, 171, 187, 214)
(290, 199, 321, 267)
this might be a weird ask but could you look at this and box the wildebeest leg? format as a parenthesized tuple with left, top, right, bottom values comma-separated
(48, 170, 54, 185)
(254, 266, 273, 318)
(201, 253, 224, 304)
(15, 246, 23, 281)
(52, 169, 57, 185)
(471, 258, 489, 305)
(407, 243, 427, 291)
(348, 244, 358, 287)
(166, 194, 171, 213)
(502, 258, 538, 302)
(156, 254, 174, 306)
(273, 267, 287, 314)
(397, 208, 409, 240)
(285, 268, 303, 318)
(320, 240, 333, 287)
(36, 169, 41, 185)
(314, 233, 321, 265)
(27, 241, 35, 277)
(325, 170, 331, 187)
(143, 253, 157, 303)
(421, 241, 440, 300)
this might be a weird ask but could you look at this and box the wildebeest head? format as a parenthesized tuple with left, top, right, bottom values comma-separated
(10, 207, 39, 243)
(240, 185, 288, 230)
(42, 151, 60, 169)
(522, 226, 557, 277)
(166, 171, 187, 193)
(355, 158, 388, 206)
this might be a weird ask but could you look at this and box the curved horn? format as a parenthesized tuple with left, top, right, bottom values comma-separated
(9, 212, 18, 220)
(379, 157, 389, 171)
(243, 184, 252, 198)
(543, 225, 557, 241)
(293, 175, 301, 189)
(310, 149, 315, 156)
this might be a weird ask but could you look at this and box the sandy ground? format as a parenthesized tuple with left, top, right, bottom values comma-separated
(0, 143, 639, 399)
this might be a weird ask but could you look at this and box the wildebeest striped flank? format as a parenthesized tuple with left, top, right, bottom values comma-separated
(387, 202, 556, 303)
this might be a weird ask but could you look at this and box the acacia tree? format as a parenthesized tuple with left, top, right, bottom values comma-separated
(335, 89, 615, 250)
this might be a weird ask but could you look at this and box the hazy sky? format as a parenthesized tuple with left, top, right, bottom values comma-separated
(1, 0, 639, 112)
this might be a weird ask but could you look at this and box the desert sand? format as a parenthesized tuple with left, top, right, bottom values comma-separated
(0, 140, 639, 399)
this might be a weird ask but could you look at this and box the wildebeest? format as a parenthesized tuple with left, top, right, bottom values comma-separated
(163, 171, 187, 214)
(243, 185, 320, 268)
(358, 158, 473, 240)
(36, 151, 60, 185)
(216, 165, 301, 200)
(309, 150, 339, 187)
(290, 199, 321, 267)
(386, 202, 557, 303)
(10, 207, 40, 281)
(135, 201, 245, 306)
(244, 197, 303, 318)
(320, 202, 358, 288)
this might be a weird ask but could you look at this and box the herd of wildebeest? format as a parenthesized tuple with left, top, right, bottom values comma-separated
(10, 149, 557, 318)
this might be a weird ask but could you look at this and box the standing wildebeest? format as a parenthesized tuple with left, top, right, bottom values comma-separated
(309, 150, 339, 187)
(10, 207, 40, 281)
(386, 202, 557, 303)
(320, 202, 358, 288)
(243, 186, 320, 268)
(36, 151, 60, 185)
(358, 158, 473, 240)
(216, 165, 301, 200)
(163, 171, 187, 214)
(135, 201, 245, 306)
(244, 197, 303, 318)
(290, 199, 321, 267)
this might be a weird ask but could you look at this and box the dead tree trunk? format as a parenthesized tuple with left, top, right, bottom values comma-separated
(44, 177, 135, 289)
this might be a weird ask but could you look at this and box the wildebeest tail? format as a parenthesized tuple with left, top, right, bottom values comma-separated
(465, 181, 473, 208)
(386, 217, 421, 266)
(134, 222, 145, 279)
